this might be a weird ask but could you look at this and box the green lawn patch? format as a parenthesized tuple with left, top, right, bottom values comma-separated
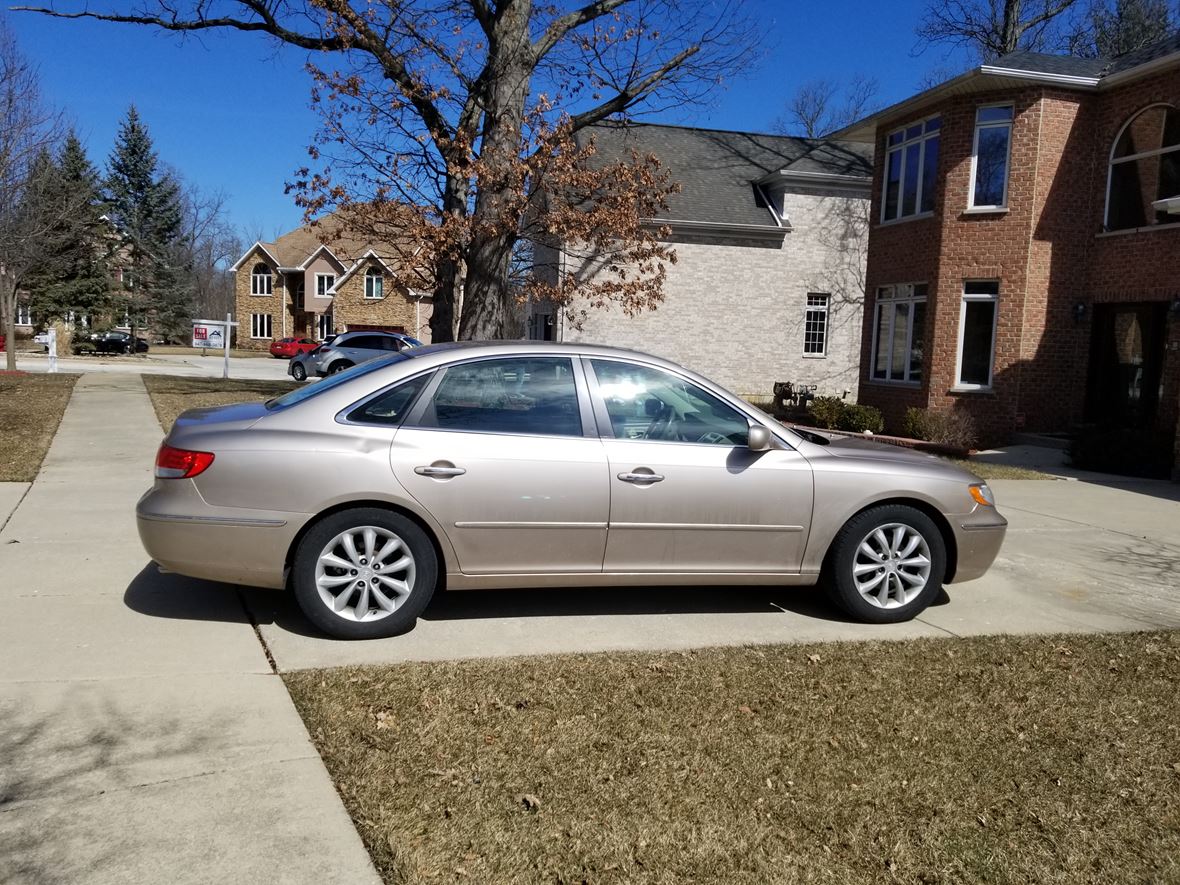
(285, 632, 1180, 885)
(142, 374, 298, 432)
(0, 373, 79, 481)
(948, 458, 1056, 481)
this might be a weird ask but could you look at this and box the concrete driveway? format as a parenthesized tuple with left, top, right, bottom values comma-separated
(129, 473, 1180, 673)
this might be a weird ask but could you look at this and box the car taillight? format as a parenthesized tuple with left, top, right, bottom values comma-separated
(155, 444, 215, 479)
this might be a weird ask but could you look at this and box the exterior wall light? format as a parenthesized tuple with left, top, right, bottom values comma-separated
(1073, 302, 1087, 323)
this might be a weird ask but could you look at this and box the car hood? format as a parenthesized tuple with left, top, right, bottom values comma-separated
(813, 435, 979, 480)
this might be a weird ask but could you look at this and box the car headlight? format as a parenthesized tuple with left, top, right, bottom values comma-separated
(968, 483, 995, 507)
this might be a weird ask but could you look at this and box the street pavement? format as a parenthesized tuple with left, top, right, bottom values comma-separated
(0, 374, 379, 885)
(10, 349, 293, 380)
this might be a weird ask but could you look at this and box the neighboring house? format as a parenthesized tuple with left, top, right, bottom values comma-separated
(836, 36, 1180, 475)
(231, 214, 432, 348)
(529, 123, 873, 397)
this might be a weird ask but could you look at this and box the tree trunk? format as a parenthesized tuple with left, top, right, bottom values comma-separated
(456, 0, 533, 340)
(2, 275, 16, 372)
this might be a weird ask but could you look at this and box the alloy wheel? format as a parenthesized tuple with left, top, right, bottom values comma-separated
(313, 526, 416, 622)
(851, 523, 932, 609)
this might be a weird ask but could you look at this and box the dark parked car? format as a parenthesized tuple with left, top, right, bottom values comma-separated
(270, 337, 318, 359)
(91, 331, 149, 354)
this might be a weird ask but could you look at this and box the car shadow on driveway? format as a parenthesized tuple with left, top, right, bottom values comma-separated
(125, 562, 952, 638)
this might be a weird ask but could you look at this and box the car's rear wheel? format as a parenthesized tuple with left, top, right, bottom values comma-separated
(292, 508, 437, 639)
(823, 504, 946, 624)
(290, 362, 307, 381)
(328, 360, 353, 374)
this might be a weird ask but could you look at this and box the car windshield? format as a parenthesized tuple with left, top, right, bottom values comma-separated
(266, 353, 411, 410)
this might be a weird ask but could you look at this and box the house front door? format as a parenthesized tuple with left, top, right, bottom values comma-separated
(1084, 302, 1168, 429)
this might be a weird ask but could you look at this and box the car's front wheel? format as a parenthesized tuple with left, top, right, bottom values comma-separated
(823, 504, 946, 624)
(292, 508, 438, 639)
(290, 362, 307, 382)
(328, 360, 353, 374)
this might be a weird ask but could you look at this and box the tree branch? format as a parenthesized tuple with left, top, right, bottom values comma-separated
(532, 0, 628, 61)
(11, 3, 349, 51)
(567, 44, 698, 132)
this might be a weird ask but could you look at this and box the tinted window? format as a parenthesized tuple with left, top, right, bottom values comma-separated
(380, 336, 405, 351)
(347, 335, 381, 350)
(347, 373, 431, 425)
(590, 360, 748, 446)
(414, 357, 582, 437)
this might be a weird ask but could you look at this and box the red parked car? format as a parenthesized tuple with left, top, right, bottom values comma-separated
(269, 337, 318, 359)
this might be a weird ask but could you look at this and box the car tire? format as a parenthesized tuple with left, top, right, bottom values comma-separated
(292, 508, 438, 640)
(328, 360, 353, 374)
(823, 504, 946, 624)
(290, 362, 307, 382)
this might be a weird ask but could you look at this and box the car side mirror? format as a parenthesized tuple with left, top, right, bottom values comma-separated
(747, 423, 773, 452)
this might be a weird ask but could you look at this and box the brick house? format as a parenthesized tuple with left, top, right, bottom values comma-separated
(836, 37, 1180, 476)
(528, 123, 873, 398)
(231, 215, 432, 348)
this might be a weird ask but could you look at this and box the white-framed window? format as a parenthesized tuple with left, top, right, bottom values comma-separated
(315, 273, 336, 298)
(364, 268, 384, 299)
(955, 281, 999, 390)
(250, 313, 273, 340)
(803, 293, 829, 356)
(870, 284, 927, 384)
(882, 117, 940, 222)
(1105, 103, 1180, 231)
(969, 105, 1014, 210)
(15, 303, 31, 326)
(317, 312, 333, 339)
(250, 262, 273, 296)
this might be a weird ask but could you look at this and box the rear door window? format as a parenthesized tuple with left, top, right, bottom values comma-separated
(411, 357, 583, 437)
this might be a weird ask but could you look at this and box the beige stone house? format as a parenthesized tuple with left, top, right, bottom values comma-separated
(231, 216, 432, 348)
(529, 123, 873, 398)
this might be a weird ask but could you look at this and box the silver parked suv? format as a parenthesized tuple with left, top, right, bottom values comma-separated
(314, 330, 421, 376)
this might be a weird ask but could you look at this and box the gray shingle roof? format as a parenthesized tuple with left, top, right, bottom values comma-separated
(1105, 32, 1180, 74)
(987, 50, 1108, 78)
(579, 123, 872, 228)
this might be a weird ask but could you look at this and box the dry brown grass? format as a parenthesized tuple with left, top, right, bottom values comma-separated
(142, 374, 298, 432)
(0, 373, 79, 481)
(286, 632, 1180, 885)
(149, 344, 270, 359)
(947, 458, 1055, 481)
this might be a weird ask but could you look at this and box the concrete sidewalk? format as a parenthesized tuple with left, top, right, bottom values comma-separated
(0, 375, 378, 885)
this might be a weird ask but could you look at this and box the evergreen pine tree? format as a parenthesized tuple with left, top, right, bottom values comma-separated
(105, 106, 191, 341)
(24, 132, 112, 328)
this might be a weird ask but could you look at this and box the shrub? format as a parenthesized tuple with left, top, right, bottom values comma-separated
(902, 407, 978, 450)
(72, 341, 97, 355)
(1069, 428, 1172, 478)
(807, 396, 845, 430)
(838, 403, 885, 434)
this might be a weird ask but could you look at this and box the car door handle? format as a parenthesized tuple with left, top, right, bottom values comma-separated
(617, 471, 664, 484)
(415, 465, 466, 477)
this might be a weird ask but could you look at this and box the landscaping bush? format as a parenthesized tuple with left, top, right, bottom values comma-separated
(902, 407, 979, 451)
(72, 340, 97, 355)
(1069, 428, 1172, 478)
(807, 396, 846, 430)
(838, 403, 885, 434)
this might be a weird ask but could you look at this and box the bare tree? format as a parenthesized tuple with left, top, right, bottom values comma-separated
(21, 1, 758, 341)
(173, 180, 242, 321)
(917, 0, 1081, 60)
(1065, 0, 1174, 58)
(0, 21, 65, 371)
(775, 74, 879, 138)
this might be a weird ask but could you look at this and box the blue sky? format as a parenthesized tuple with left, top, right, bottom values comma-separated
(8, 0, 971, 238)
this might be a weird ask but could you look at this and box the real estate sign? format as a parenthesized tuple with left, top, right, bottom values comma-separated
(192, 323, 224, 349)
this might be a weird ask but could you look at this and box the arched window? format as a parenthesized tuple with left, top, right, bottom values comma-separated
(251, 262, 273, 296)
(364, 267, 384, 300)
(1106, 104, 1180, 231)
